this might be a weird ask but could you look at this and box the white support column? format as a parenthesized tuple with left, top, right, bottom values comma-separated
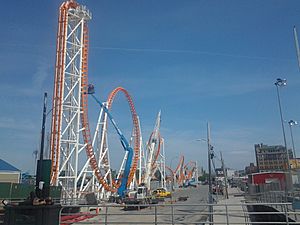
(52, 4, 91, 203)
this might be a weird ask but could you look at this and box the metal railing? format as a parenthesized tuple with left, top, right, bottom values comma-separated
(58, 202, 300, 225)
(246, 191, 300, 221)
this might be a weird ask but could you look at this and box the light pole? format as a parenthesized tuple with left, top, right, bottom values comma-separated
(274, 78, 290, 170)
(288, 120, 298, 159)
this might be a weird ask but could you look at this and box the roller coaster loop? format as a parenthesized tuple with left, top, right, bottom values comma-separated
(81, 86, 140, 193)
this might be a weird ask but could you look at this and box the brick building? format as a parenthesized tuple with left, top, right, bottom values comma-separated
(255, 143, 293, 172)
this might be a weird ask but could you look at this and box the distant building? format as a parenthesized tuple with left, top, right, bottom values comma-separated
(0, 159, 21, 183)
(245, 163, 258, 175)
(226, 169, 235, 178)
(236, 170, 246, 177)
(255, 143, 293, 172)
(290, 158, 300, 169)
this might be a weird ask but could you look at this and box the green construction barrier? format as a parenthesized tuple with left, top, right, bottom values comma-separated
(0, 183, 61, 200)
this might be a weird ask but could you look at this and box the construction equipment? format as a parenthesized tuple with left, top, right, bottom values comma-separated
(78, 86, 140, 201)
(123, 184, 158, 209)
(152, 188, 171, 198)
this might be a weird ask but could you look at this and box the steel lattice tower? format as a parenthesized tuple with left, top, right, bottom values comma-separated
(50, 0, 91, 203)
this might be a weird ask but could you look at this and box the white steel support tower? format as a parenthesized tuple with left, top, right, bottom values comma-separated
(78, 102, 113, 200)
(50, 0, 91, 203)
(137, 116, 146, 185)
(144, 111, 163, 190)
(156, 138, 166, 189)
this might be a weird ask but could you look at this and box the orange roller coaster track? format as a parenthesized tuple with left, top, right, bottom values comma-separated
(174, 155, 185, 185)
(81, 87, 140, 192)
(107, 87, 140, 189)
(50, 0, 139, 195)
(82, 87, 140, 192)
(50, 0, 79, 185)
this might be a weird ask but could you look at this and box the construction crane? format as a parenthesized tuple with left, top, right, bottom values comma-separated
(88, 84, 133, 198)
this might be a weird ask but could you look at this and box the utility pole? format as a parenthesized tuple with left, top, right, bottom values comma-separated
(220, 152, 228, 199)
(196, 160, 199, 183)
(36, 92, 47, 198)
(207, 122, 213, 224)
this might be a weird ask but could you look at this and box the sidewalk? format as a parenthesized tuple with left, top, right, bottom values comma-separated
(212, 187, 247, 225)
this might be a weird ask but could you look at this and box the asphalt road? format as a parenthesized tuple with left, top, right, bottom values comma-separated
(75, 185, 209, 225)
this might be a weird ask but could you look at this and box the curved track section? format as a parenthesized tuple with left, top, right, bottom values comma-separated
(147, 131, 161, 169)
(184, 161, 196, 180)
(81, 87, 140, 192)
(107, 87, 140, 187)
(165, 166, 175, 182)
(174, 155, 185, 186)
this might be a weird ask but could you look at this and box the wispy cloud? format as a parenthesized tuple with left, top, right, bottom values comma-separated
(0, 117, 36, 131)
(93, 46, 294, 62)
(32, 61, 50, 89)
(94, 64, 278, 102)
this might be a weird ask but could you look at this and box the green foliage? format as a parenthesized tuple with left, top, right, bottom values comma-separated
(198, 173, 208, 182)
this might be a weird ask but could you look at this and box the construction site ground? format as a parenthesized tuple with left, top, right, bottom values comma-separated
(73, 185, 210, 224)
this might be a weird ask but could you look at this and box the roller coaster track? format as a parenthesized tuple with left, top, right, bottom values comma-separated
(174, 155, 185, 185)
(81, 87, 140, 193)
(107, 87, 140, 188)
(184, 161, 196, 180)
(147, 131, 161, 169)
(139, 131, 161, 185)
(50, 0, 79, 185)
(165, 166, 175, 182)
(50, 0, 139, 196)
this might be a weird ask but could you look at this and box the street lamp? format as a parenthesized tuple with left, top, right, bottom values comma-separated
(274, 78, 290, 170)
(288, 120, 298, 159)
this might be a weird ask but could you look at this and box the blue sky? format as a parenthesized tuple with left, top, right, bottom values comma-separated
(1, 0, 300, 173)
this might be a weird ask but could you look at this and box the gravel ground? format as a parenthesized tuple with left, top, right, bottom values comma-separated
(73, 185, 209, 225)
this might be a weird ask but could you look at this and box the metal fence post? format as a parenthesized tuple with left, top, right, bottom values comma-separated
(225, 204, 229, 225)
(155, 205, 158, 225)
(105, 206, 108, 225)
(171, 205, 174, 225)
(284, 203, 290, 225)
